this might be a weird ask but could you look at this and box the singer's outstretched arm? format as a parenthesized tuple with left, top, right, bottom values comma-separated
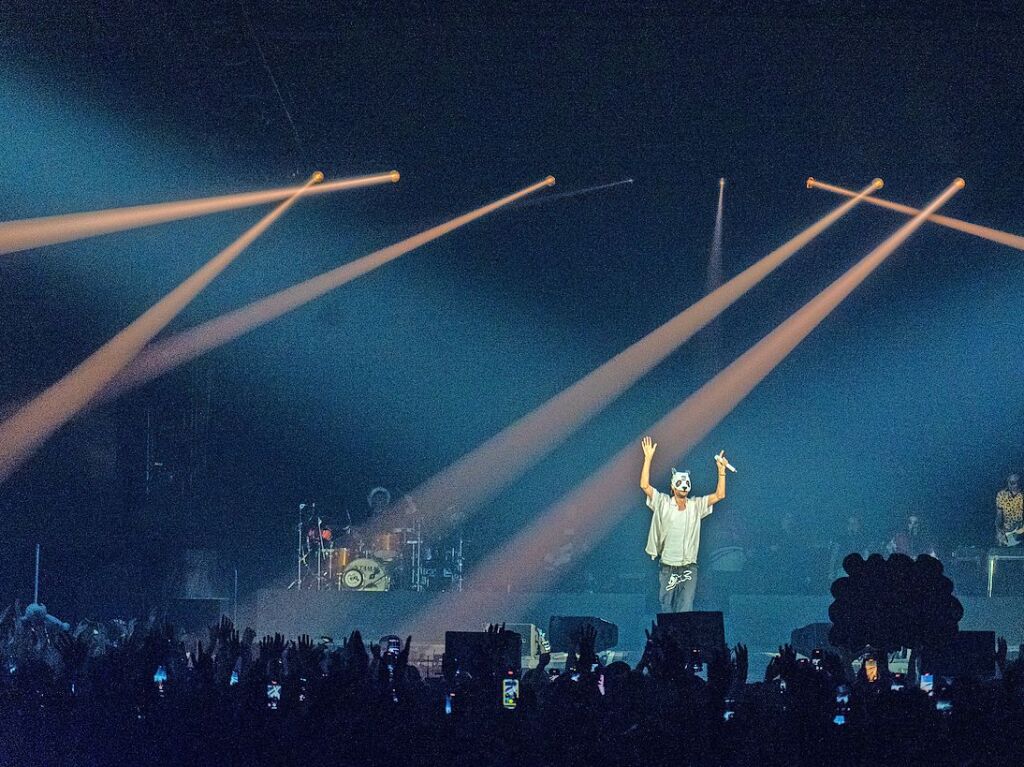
(640, 436, 656, 500)
(707, 453, 727, 505)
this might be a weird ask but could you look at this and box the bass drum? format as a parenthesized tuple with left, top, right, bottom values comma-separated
(341, 558, 390, 591)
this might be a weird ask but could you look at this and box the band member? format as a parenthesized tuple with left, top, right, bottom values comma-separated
(996, 473, 1024, 547)
(886, 514, 937, 558)
(640, 436, 728, 612)
(366, 487, 392, 519)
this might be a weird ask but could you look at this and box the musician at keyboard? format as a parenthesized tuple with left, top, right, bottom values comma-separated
(996, 473, 1024, 547)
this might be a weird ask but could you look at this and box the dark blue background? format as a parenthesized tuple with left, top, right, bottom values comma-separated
(1, 1, 1022, 612)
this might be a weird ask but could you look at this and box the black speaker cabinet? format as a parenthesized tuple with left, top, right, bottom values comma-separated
(547, 616, 619, 653)
(656, 611, 726, 660)
(445, 630, 522, 678)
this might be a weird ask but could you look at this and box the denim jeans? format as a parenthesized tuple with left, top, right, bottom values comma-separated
(658, 563, 697, 613)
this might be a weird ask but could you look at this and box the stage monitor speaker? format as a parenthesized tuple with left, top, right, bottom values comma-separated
(791, 622, 837, 658)
(445, 630, 522, 678)
(656, 611, 726, 660)
(167, 598, 228, 634)
(548, 616, 619, 653)
(921, 630, 995, 678)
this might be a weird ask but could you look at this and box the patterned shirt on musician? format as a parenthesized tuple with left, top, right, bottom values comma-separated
(996, 489, 1024, 533)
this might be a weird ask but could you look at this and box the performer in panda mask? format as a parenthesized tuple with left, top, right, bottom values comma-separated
(639, 436, 730, 612)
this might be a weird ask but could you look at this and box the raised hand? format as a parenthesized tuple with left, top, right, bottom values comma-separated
(295, 633, 318, 672)
(707, 645, 733, 696)
(577, 623, 599, 671)
(733, 643, 749, 687)
(764, 654, 780, 683)
(208, 616, 235, 656)
(345, 630, 368, 672)
(193, 640, 212, 675)
(636, 626, 655, 672)
(778, 644, 797, 678)
(641, 436, 657, 459)
(53, 631, 88, 676)
(639, 621, 668, 676)
(258, 633, 287, 662)
(486, 622, 507, 638)
(997, 635, 1009, 674)
(394, 636, 412, 684)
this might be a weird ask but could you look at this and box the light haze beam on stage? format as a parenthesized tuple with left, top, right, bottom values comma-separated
(0, 170, 399, 256)
(99, 177, 557, 398)
(706, 178, 726, 293)
(511, 178, 633, 208)
(374, 180, 882, 538)
(0, 172, 324, 484)
(406, 178, 964, 638)
(808, 177, 1024, 251)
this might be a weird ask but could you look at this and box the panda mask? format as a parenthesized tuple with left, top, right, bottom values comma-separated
(671, 469, 691, 495)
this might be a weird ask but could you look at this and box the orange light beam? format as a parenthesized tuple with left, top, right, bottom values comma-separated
(100, 177, 557, 398)
(0, 170, 400, 256)
(374, 179, 882, 534)
(808, 177, 1024, 251)
(0, 172, 324, 484)
(407, 178, 964, 639)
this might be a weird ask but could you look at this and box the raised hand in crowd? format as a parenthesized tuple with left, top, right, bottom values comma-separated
(576, 623, 600, 672)
(192, 639, 214, 680)
(258, 632, 286, 663)
(484, 622, 508, 679)
(52, 629, 89, 678)
(342, 630, 369, 676)
(293, 633, 321, 678)
(733, 643, 749, 687)
(706, 644, 733, 699)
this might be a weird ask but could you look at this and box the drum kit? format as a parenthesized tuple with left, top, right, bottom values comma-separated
(288, 500, 465, 593)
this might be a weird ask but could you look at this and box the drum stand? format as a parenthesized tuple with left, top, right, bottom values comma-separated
(447, 533, 464, 592)
(407, 519, 426, 592)
(287, 503, 307, 591)
(287, 502, 335, 591)
(314, 514, 328, 591)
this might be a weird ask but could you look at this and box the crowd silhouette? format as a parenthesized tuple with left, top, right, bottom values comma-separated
(2, 598, 1023, 766)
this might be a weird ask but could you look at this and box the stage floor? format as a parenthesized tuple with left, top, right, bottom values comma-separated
(248, 588, 1024, 665)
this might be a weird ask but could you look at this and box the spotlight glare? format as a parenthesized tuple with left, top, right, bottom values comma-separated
(99, 177, 557, 400)
(0, 170, 399, 256)
(810, 177, 1024, 251)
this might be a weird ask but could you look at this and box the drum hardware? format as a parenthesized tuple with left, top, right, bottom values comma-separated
(289, 496, 468, 593)
(288, 502, 351, 592)
(289, 502, 320, 591)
